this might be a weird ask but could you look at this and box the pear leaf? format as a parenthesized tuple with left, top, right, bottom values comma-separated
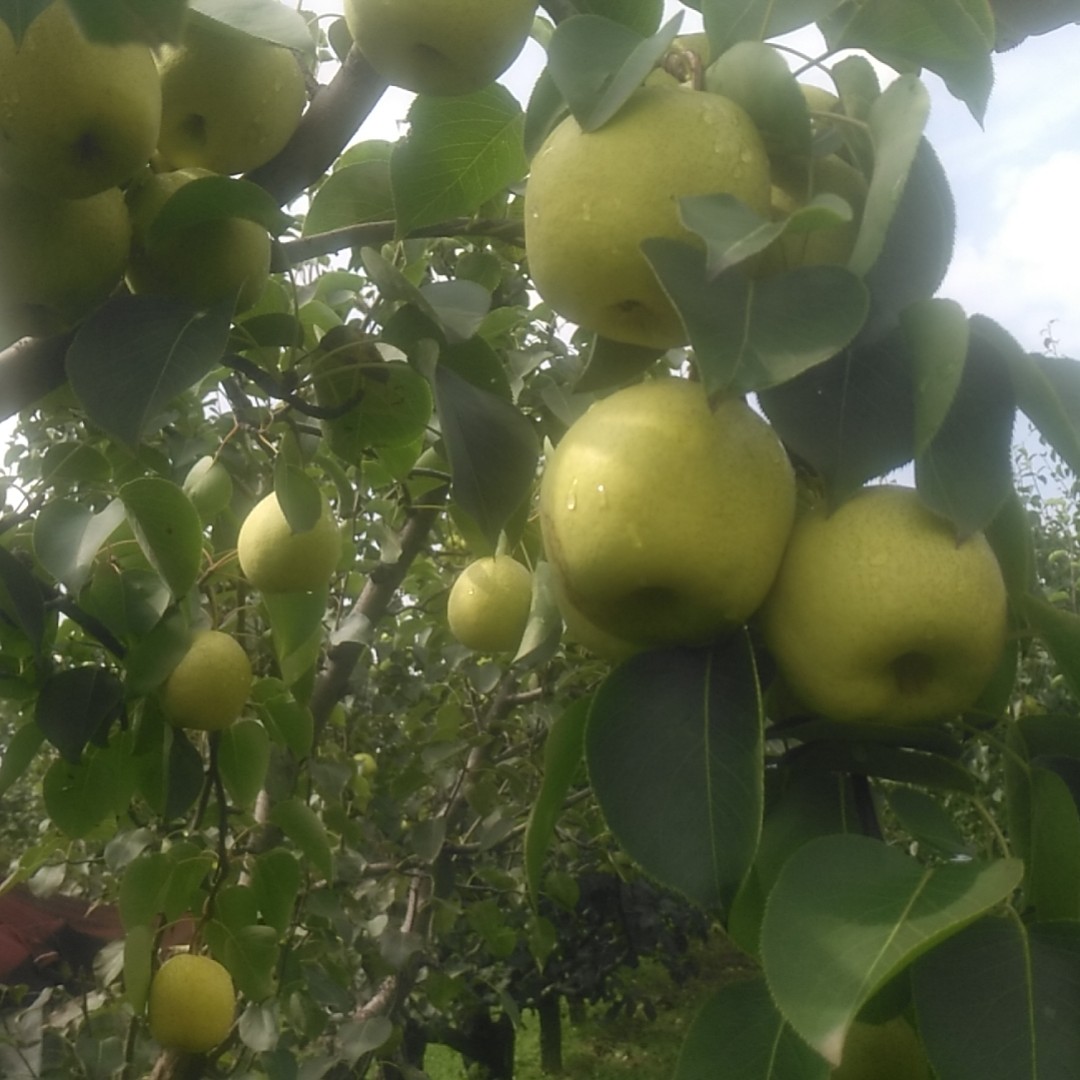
(119, 477, 204, 599)
(902, 297, 969, 457)
(33, 498, 126, 595)
(36, 666, 124, 763)
(272, 463, 322, 534)
(675, 978, 830, 1080)
(701, 0, 846, 55)
(760, 834, 1023, 1064)
(547, 13, 683, 132)
(390, 86, 528, 236)
(0, 722, 46, 799)
(188, 0, 314, 53)
(302, 160, 394, 237)
(1008, 349, 1080, 477)
(587, 634, 763, 911)
(147, 175, 290, 245)
(912, 917, 1080, 1080)
(643, 238, 867, 395)
(525, 696, 590, 908)
(67, 294, 232, 447)
(0, 546, 45, 653)
(573, 335, 663, 393)
(0, 1, 52, 44)
(269, 797, 334, 881)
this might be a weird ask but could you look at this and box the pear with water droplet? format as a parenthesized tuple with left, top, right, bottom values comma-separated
(525, 84, 770, 349)
(343, 0, 538, 97)
(540, 378, 795, 650)
(0, 1, 161, 198)
(156, 18, 307, 176)
(760, 485, 1007, 725)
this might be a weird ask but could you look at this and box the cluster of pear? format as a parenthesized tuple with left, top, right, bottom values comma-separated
(0, 2, 307, 340)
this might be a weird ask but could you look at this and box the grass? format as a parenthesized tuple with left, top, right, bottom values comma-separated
(422, 935, 753, 1080)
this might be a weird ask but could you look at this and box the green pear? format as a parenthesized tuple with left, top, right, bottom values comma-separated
(0, 174, 130, 339)
(125, 168, 271, 312)
(0, 2, 161, 198)
(343, 0, 538, 97)
(447, 556, 533, 653)
(760, 485, 1008, 725)
(832, 1017, 933, 1079)
(236, 492, 342, 594)
(183, 456, 234, 522)
(156, 19, 307, 176)
(540, 379, 795, 649)
(525, 85, 771, 349)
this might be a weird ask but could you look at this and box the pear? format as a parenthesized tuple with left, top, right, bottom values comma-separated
(237, 493, 342, 594)
(447, 557, 533, 653)
(156, 19, 307, 176)
(343, 0, 538, 97)
(0, 1, 161, 198)
(161, 630, 253, 732)
(833, 1017, 933, 1080)
(525, 85, 771, 349)
(125, 168, 271, 312)
(760, 485, 1008, 725)
(540, 378, 795, 649)
(0, 174, 130, 340)
(148, 954, 236, 1054)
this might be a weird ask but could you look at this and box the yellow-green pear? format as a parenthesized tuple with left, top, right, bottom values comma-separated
(237, 492, 342, 593)
(832, 1017, 933, 1079)
(525, 85, 771, 349)
(161, 629, 253, 732)
(183, 456, 234, 521)
(343, 0, 538, 97)
(149, 953, 235, 1053)
(0, 175, 130, 339)
(156, 19, 307, 176)
(0, 2, 161, 197)
(447, 556, 533, 653)
(125, 168, 271, 311)
(760, 486, 1008, 725)
(540, 379, 795, 649)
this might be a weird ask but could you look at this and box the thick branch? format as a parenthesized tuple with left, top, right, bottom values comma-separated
(246, 47, 389, 206)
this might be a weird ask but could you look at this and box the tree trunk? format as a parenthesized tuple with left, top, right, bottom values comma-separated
(537, 993, 563, 1074)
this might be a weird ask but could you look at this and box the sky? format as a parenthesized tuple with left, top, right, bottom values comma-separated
(309, 1, 1080, 364)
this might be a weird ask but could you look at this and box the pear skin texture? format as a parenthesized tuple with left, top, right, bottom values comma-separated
(525, 85, 771, 349)
(540, 379, 796, 648)
(0, 2, 161, 198)
(162, 629, 253, 732)
(237, 493, 342, 594)
(148, 953, 235, 1054)
(447, 556, 533, 653)
(344, 0, 538, 96)
(832, 1017, 933, 1080)
(156, 22, 306, 176)
(0, 179, 130, 338)
(125, 168, 271, 312)
(759, 486, 1008, 725)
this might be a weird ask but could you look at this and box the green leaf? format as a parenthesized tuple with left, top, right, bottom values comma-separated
(34, 498, 126, 594)
(36, 666, 124, 763)
(525, 697, 590, 907)
(217, 719, 271, 808)
(1009, 350, 1080, 476)
(759, 335, 915, 505)
(573, 335, 663, 393)
(148, 176, 290, 245)
(272, 464, 322, 534)
(120, 477, 203, 599)
(903, 298, 969, 457)
(1026, 765, 1080, 921)
(0, 0, 52, 44)
(0, 722, 45, 798)
(912, 916, 1080, 1080)
(885, 788, 974, 858)
(67, 295, 232, 447)
(163, 727, 207, 820)
(576, 0, 664, 36)
(302, 160, 394, 237)
(43, 735, 137, 838)
(787, 741, 977, 793)
(915, 316, 1017, 537)
(122, 608, 190, 698)
(848, 76, 931, 278)
(675, 977, 830, 1080)
(703, 41, 812, 161)
(820, 0, 994, 121)
(1021, 595, 1080, 703)
(262, 592, 327, 690)
(426, 358, 539, 549)
(644, 239, 867, 395)
(189, 0, 314, 53)
(547, 14, 682, 132)
(123, 923, 155, 1013)
(760, 834, 1022, 1064)
(251, 849, 301, 933)
(587, 634, 763, 911)
(390, 86, 528, 236)
(701, 0, 846, 55)
(212, 920, 279, 1001)
(0, 546, 45, 653)
(269, 797, 333, 881)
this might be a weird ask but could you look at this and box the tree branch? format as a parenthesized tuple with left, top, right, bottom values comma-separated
(245, 46, 389, 206)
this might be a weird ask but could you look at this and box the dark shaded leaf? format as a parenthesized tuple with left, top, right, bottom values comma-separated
(36, 666, 124, 763)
